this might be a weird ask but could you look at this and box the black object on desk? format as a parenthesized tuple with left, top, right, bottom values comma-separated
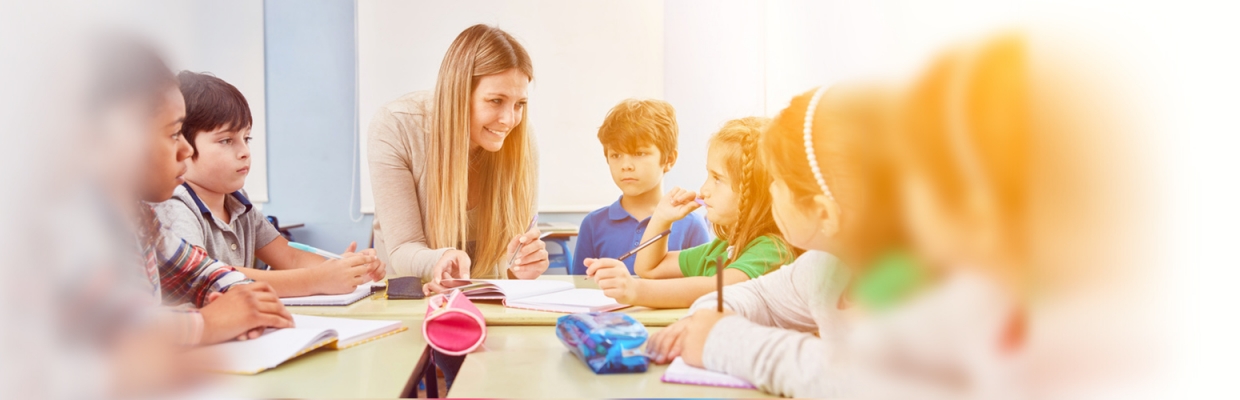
(387, 276, 426, 300)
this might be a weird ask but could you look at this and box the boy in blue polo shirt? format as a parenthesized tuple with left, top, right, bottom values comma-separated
(572, 99, 710, 274)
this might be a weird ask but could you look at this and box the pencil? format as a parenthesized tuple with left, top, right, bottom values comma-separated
(716, 255, 724, 312)
(616, 229, 673, 261)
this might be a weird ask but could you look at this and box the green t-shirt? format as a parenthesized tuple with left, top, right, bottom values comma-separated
(678, 235, 787, 279)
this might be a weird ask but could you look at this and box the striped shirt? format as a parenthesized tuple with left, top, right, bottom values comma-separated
(136, 204, 252, 345)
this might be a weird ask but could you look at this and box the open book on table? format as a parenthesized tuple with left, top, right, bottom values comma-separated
(201, 314, 405, 375)
(440, 279, 628, 313)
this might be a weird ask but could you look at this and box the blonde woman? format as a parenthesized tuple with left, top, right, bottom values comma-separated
(368, 24, 547, 389)
(369, 24, 548, 296)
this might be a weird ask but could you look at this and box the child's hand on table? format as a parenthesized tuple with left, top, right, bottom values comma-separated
(646, 309, 733, 367)
(584, 258, 640, 304)
(310, 252, 375, 295)
(339, 241, 386, 282)
(200, 282, 295, 345)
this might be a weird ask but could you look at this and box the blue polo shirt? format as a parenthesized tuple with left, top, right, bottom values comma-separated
(571, 196, 712, 275)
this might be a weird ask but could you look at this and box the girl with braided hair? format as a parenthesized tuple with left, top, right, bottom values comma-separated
(639, 84, 903, 397)
(585, 117, 797, 309)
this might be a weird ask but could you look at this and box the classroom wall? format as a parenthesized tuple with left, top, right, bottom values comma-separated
(99, 0, 271, 202)
(261, 0, 374, 250)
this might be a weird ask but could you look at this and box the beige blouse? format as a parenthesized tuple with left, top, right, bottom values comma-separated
(368, 91, 455, 280)
(369, 90, 539, 280)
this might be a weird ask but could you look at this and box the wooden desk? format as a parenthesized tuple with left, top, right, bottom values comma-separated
(215, 325, 430, 398)
(449, 326, 774, 398)
(286, 276, 689, 327)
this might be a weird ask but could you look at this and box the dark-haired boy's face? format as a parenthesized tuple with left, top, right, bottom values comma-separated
(185, 126, 252, 195)
(605, 144, 670, 198)
(139, 87, 191, 203)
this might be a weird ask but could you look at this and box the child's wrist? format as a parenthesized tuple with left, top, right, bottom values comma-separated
(302, 267, 325, 293)
(648, 216, 676, 230)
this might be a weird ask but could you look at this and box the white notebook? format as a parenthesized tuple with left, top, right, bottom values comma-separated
(280, 281, 385, 306)
(661, 357, 756, 389)
(441, 279, 628, 313)
(202, 314, 405, 375)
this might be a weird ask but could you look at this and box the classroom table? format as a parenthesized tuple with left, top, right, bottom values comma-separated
(448, 326, 775, 398)
(215, 324, 431, 398)
(286, 276, 690, 327)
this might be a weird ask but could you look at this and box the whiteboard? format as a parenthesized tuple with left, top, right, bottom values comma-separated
(358, 0, 665, 213)
(357, 0, 1030, 214)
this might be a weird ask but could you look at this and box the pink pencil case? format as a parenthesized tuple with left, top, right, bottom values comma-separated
(422, 289, 487, 356)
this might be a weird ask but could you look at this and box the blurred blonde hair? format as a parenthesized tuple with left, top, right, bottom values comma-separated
(897, 31, 1147, 298)
(761, 84, 900, 267)
(709, 117, 797, 269)
(898, 33, 1031, 295)
(426, 24, 537, 279)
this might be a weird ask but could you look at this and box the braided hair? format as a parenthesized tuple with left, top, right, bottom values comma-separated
(708, 117, 798, 270)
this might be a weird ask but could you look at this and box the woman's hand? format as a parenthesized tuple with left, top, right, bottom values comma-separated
(653, 186, 701, 223)
(584, 258, 640, 305)
(422, 249, 472, 295)
(506, 226, 548, 279)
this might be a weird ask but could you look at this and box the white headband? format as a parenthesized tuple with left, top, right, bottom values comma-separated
(803, 85, 834, 200)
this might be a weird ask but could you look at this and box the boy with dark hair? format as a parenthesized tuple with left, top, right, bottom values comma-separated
(153, 71, 383, 297)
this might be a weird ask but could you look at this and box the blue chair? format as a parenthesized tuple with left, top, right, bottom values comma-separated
(543, 236, 572, 275)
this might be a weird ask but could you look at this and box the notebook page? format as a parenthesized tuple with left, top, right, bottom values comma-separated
(291, 314, 403, 348)
(205, 327, 337, 374)
(661, 357, 756, 389)
(506, 288, 627, 313)
(444, 279, 574, 300)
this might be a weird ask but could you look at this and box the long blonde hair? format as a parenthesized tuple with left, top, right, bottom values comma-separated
(709, 117, 797, 270)
(426, 24, 537, 279)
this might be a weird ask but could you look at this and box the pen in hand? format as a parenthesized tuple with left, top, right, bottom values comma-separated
(509, 215, 539, 268)
(289, 242, 342, 259)
(617, 229, 673, 261)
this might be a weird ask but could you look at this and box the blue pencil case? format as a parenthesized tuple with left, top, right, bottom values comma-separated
(555, 312, 649, 374)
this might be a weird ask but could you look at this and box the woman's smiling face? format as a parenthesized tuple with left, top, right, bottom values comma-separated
(469, 68, 530, 152)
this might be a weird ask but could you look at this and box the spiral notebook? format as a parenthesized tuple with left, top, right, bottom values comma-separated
(280, 281, 386, 306)
(661, 357, 756, 389)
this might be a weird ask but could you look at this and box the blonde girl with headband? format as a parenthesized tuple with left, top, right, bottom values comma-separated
(643, 85, 903, 397)
(584, 117, 798, 309)
(368, 24, 548, 292)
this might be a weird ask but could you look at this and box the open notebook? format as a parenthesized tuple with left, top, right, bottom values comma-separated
(661, 357, 756, 389)
(202, 314, 406, 375)
(441, 279, 628, 313)
(280, 281, 385, 306)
